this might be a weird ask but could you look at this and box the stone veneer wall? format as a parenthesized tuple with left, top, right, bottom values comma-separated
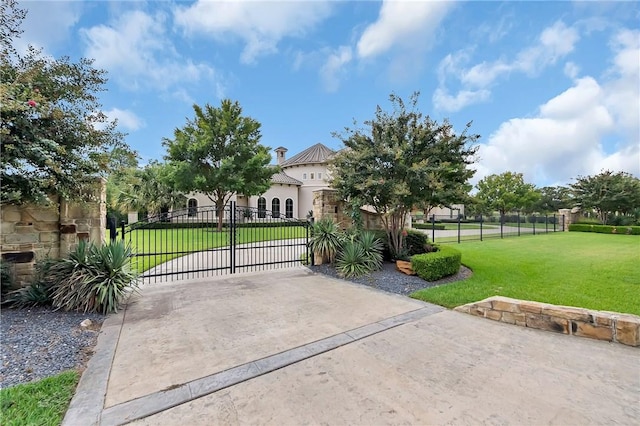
(312, 188, 383, 230)
(455, 296, 640, 347)
(0, 179, 106, 288)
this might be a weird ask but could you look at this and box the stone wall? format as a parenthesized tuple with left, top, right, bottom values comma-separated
(455, 296, 640, 347)
(558, 208, 580, 231)
(312, 188, 384, 230)
(0, 179, 106, 288)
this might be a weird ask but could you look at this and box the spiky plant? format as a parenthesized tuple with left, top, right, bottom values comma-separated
(309, 217, 344, 264)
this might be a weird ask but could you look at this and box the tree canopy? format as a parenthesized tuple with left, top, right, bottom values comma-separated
(0, 1, 130, 205)
(475, 172, 539, 216)
(163, 99, 275, 229)
(532, 185, 573, 213)
(330, 92, 479, 256)
(571, 170, 640, 224)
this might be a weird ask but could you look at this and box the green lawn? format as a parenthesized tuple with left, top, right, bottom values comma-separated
(119, 226, 306, 272)
(411, 233, 640, 315)
(0, 371, 79, 426)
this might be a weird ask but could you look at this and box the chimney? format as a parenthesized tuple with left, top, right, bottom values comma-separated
(274, 147, 287, 165)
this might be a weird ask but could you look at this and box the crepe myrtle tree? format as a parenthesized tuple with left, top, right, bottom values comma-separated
(475, 172, 540, 218)
(163, 100, 276, 231)
(571, 170, 640, 224)
(330, 92, 479, 257)
(1, 1, 128, 205)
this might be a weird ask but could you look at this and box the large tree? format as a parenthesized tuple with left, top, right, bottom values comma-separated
(571, 170, 640, 224)
(1, 1, 129, 205)
(532, 185, 573, 213)
(475, 172, 539, 217)
(163, 100, 275, 230)
(114, 162, 186, 219)
(330, 93, 479, 256)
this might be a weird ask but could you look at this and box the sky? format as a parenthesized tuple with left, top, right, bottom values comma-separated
(17, 0, 640, 188)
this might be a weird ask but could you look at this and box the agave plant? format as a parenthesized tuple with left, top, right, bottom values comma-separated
(309, 217, 344, 264)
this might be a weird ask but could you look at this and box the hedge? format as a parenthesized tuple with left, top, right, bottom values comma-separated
(569, 224, 640, 235)
(411, 245, 462, 282)
(412, 223, 446, 230)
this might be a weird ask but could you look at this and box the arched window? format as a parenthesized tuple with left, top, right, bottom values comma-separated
(257, 197, 266, 218)
(285, 198, 294, 218)
(272, 198, 280, 218)
(187, 198, 198, 217)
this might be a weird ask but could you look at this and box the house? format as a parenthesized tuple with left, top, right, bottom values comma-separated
(182, 143, 335, 220)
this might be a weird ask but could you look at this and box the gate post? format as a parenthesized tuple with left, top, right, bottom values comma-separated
(230, 201, 236, 274)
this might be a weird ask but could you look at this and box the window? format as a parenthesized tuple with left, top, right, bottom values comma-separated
(318, 172, 322, 179)
(187, 198, 198, 217)
(310, 173, 314, 179)
(272, 198, 280, 218)
(258, 197, 266, 218)
(303, 173, 307, 180)
(285, 199, 294, 218)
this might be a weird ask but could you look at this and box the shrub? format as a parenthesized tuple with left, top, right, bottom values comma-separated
(405, 229, 433, 256)
(309, 218, 344, 264)
(411, 245, 462, 282)
(0, 259, 15, 301)
(411, 223, 445, 230)
(4, 258, 58, 308)
(569, 224, 640, 235)
(46, 241, 139, 314)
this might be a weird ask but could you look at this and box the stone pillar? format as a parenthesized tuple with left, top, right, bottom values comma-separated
(1, 178, 107, 287)
(59, 178, 107, 257)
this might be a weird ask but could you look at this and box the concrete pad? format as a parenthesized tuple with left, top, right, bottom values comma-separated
(132, 310, 640, 426)
(105, 268, 429, 407)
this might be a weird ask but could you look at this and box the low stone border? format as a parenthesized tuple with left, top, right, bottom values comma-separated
(454, 296, 640, 347)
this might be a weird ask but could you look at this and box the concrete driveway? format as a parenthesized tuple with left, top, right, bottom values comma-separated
(64, 268, 639, 426)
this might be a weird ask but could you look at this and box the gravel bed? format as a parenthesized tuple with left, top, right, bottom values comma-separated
(309, 262, 472, 296)
(0, 306, 105, 389)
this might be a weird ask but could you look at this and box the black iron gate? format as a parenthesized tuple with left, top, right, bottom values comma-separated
(121, 202, 311, 283)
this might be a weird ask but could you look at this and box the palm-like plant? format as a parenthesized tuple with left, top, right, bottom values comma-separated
(357, 231, 383, 270)
(309, 218, 344, 264)
(336, 240, 369, 278)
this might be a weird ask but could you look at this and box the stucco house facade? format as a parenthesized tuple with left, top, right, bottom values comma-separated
(183, 143, 335, 220)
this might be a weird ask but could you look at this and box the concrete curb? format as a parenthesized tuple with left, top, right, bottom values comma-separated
(62, 308, 127, 426)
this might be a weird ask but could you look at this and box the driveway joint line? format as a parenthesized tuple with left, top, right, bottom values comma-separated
(98, 306, 438, 426)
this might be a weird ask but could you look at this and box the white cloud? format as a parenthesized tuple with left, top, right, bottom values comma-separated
(564, 62, 580, 78)
(80, 10, 219, 94)
(474, 29, 640, 186)
(435, 21, 580, 112)
(103, 108, 145, 131)
(433, 87, 490, 112)
(16, 1, 83, 54)
(173, 1, 333, 64)
(356, 1, 453, 59)
(320, 46, 353, 92)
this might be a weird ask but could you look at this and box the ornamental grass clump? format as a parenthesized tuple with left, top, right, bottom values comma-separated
(336, 231, 384, 278)
(49, 241, 138, 314)
(309, 217, 344, 264)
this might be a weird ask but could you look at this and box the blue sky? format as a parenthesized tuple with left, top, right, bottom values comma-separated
(18, 1, 640, 188)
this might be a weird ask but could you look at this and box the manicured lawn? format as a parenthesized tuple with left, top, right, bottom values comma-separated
(411, 233, 640, 315)
(119, 226, 306, 272)
(0, 371, 79, 426)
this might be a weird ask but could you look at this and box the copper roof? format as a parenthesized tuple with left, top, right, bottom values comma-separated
(270, 172, 302, 185)
(281, 143, 335, 167)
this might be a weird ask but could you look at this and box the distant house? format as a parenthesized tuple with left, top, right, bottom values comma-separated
(183, 143, 335, 220)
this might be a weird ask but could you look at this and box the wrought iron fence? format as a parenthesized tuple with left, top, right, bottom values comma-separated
(411, 213, 565, 243)
(118, 201, 311, 283)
